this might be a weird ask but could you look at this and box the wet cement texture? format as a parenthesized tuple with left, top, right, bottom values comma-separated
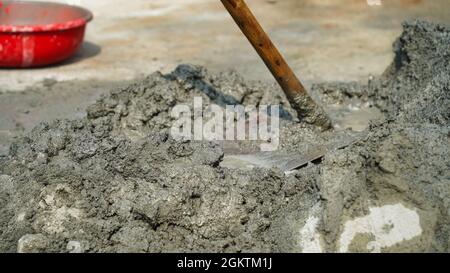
(0, 20, 449, 253)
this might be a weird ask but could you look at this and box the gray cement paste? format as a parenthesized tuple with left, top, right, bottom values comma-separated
(0, 20, 449, 253)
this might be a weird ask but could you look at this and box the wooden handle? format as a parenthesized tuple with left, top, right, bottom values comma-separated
(221, 0, 331, 129)
(221, 0, 306, 102)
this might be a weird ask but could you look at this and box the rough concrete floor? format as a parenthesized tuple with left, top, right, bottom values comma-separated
(2, 0, 450, 90)
(0, 0, 449, 153)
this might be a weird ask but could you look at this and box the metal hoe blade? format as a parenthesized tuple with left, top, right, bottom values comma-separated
(221, 140, 356, 172)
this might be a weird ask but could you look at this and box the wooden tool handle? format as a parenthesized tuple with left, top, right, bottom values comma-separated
(221, 0, 331, 129)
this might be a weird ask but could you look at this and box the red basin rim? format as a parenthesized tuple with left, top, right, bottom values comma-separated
(0, 1, 93, 33)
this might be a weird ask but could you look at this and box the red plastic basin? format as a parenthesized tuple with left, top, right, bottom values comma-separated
(0, 1, 93, 68)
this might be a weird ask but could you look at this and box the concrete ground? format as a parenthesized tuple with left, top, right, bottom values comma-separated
(2, 0, 450, 89)
(0, 0, 449, 155)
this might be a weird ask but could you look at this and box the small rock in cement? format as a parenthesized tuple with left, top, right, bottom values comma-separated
(67, 241, 84, 253)
(17, 234, 49, 253)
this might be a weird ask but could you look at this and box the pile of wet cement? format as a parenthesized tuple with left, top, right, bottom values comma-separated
(0, 20, 449, 253)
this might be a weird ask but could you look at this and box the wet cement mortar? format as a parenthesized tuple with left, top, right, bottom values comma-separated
(0, 20, 449, 253)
